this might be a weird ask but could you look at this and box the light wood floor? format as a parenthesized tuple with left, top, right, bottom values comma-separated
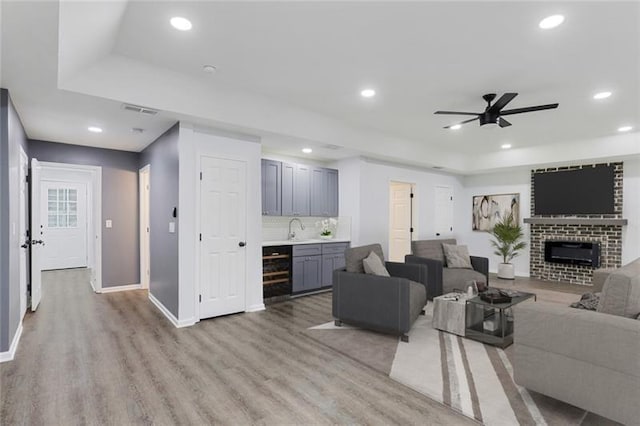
(1, 269, 476, 425)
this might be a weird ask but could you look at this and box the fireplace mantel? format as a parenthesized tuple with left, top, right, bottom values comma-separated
(524, 218, 628, 226)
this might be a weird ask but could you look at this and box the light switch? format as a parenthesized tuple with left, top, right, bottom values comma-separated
(105, 220, 113, 228)
(169, 222, 175, 233)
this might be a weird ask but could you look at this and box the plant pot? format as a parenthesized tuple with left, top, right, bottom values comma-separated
(319, 235, 333, 240)
(497, 263, 515, 280)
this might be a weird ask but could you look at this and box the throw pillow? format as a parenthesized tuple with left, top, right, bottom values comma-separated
(442, 243, 473, 269)
(362, 251, 390, 277)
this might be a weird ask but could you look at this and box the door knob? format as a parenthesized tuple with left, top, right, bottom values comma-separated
(32, 239, 45, 246)
(21, 240, 30, 249)
(239, 241, 246, 247)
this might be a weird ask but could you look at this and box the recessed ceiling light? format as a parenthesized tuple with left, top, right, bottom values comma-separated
(88, 126, 103, 133)
(593, 91, 612, 100)
(302, 148, 313, 154)
(618, 126, 633, 132)
(450, 124, 462, 130)
(360, 89, 376, 98)
(170, 17, 192, 31)
(539, 14, 565, 30)
(203, 65, 217, 74)
(501, 144, 512, 149)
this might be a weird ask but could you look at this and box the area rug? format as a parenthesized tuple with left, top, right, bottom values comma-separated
(305, 305, 618, 426)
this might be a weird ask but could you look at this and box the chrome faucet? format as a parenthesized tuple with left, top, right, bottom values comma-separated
(288, 218, 305, 240)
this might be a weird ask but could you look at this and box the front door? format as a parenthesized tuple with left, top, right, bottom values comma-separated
(41, 181, 88, 270)
(199, 156, 247, 319)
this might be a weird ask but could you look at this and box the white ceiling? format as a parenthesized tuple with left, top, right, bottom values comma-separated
(1, 1, 639, 173)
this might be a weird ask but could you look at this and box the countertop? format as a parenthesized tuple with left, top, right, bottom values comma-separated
(262, 238, 350, 247)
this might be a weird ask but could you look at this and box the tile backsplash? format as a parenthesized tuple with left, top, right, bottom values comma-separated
(262, 216, 351, 242)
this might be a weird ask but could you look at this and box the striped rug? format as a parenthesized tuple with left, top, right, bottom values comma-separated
(307, 304, 617, 425)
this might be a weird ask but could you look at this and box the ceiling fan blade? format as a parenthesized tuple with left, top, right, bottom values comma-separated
(434, 111, 480, 116)
(488, 93, 518, 113)
(444, 117, 479, 129)
(498, 117, 512, 128)
(500, 103, 559, 116)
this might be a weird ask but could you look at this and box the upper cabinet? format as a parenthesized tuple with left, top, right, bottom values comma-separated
(282, 163, 310, 216)
(261, 159, 281, 216)
(262, 160, 338, 217)
(310, 167, 339, 217)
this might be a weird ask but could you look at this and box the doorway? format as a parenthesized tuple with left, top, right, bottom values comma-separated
(198, 155, 247, 319)
(30, 160, 102, 310)
(389, 181, 416, 262)
(139, 165, 150, 289)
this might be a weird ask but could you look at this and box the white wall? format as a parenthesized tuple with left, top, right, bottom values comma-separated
(458, 159, 640, 276)
(622, 158, 640, 264)
(459, 170, 531, 276)
(333, 158, 464, 259)
(178, 124, 264, 326)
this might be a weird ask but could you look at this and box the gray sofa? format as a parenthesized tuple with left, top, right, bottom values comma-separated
(332, 244, 428, 342)
(405, 239, 489, 299)
(513, 258, 640, 425)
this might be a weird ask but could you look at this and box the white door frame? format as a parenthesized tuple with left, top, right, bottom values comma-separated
(139, 165, 150, 289)
(38, 161, 102, 291)
(194, 153, 249, 322)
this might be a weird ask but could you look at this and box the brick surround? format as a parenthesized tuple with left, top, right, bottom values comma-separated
(529, 162, 623, 285)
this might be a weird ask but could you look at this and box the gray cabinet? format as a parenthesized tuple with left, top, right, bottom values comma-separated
(310, 167, 339, 216)
(321, 242, 349, 287)
(261, 159, 281, 216)
(292, 244, 322, 293)
(282, 163, 310, 216)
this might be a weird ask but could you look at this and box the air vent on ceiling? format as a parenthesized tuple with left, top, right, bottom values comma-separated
(323, 144, 341, 150)
(121, 103, 159, 116)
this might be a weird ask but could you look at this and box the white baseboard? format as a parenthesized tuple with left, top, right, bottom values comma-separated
(148, 292, 196, 328)
(0, 321, 23, 363)
(98, 283, 142, 293)
(246, 303, 266, 312)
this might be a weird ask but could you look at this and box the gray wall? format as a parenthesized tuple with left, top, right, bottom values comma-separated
(139, 124, 179, 317)
(0, 88, 29, 352)
(28, 140, 140, 288)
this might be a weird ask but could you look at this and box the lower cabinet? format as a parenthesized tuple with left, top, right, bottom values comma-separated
(292, 242, 349, 294)
(292, 255, 322, 293)
(321, 254, 346, 287)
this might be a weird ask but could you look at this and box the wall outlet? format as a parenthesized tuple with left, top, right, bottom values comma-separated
(105, 220, 112, 228)
(169, 222, 175, 233)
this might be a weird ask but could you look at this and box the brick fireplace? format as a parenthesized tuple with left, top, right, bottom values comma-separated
(527, 162, 625, 286)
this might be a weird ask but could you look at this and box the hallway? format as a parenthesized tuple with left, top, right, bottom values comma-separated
(0, 269, 471, 425)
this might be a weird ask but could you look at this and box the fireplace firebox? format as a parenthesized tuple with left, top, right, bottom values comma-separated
(544, 241, 601, 268)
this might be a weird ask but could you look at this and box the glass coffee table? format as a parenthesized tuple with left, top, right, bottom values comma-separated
(464, 290, 536, 348)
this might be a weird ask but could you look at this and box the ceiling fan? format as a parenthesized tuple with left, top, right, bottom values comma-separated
(434, 93, 559, 129)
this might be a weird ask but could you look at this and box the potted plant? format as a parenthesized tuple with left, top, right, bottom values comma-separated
(316, 218, 338, 240)
(490, 214, 527, 280)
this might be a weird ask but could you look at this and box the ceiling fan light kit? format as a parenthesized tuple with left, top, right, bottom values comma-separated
(435, 92, 559, 129)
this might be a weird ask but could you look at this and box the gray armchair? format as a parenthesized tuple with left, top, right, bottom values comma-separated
(405, 239, 489, 299)
(332, 244, 428, 342)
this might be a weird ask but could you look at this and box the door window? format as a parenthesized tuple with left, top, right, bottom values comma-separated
(48, 188, 78, 228)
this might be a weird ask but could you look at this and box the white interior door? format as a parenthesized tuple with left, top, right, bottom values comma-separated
(30, 158, 43, 311)
(389, 182, 413, 262)
(19, 149, 28, 317)
(199, 156, 247, 319)
(434, 186, 454, 237)
(139, 166, 151, 289)
(41, 181, 88, 270)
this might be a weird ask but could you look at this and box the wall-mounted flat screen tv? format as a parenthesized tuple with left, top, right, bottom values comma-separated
(534, 165, 615, 215)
